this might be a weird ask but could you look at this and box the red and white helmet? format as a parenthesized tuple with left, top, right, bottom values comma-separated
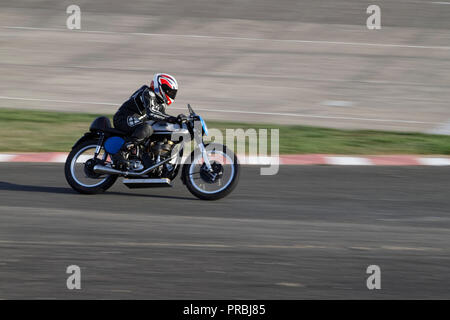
(150, 73, 178, 105)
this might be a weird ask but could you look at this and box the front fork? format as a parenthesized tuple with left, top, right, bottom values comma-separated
(194, 132, 213, 172)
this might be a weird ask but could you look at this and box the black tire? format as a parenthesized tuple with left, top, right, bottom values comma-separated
(64, 139, 118, 194)
(182, 143, 240, 200)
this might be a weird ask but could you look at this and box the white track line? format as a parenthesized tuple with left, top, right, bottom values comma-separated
(242, 156, 279, 165)
(418, 158, 450, 166)
(0, 62, 437, 87)
(0, 95, 434, 124)
(326, 157, 373, 165)
(428, 120, 450, 135)
(3, 26, 450, 50)
(52, 154, 68, 163)
(0, 154, 15, 162)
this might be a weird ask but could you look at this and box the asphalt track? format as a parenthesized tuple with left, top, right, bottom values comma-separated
(0, 163, 449, 299)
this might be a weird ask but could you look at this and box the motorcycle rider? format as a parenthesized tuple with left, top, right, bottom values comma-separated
(113, 73, 186, 168)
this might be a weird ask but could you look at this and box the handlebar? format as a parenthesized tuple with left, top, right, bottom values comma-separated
(187, 103, 195, 115)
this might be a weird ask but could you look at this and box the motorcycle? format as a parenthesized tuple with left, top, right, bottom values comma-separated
(64, 104, 239, 200)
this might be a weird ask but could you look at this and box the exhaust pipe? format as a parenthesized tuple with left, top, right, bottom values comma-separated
(93, 156, 174, 177)
(92, 165, 123, 175)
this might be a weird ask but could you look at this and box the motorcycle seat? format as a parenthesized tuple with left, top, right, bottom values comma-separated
(89, 116, 127, 136)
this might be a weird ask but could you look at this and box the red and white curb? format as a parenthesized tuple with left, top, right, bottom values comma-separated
(0, 153, 449, 166)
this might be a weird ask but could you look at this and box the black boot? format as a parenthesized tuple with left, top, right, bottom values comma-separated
(112, 138, 137, 170)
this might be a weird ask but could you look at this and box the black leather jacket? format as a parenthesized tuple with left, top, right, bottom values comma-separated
(116, 85, 174, 122)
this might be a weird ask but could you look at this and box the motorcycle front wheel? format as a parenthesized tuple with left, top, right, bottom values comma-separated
(182, 143, 240, 200)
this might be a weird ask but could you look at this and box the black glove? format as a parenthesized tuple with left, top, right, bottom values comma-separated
(177, 114, 188, 123)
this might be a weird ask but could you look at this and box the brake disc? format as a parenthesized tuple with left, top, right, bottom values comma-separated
(200, 162, 223, 183)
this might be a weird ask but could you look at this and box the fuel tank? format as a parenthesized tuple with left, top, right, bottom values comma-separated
(147, 121, 190, 135)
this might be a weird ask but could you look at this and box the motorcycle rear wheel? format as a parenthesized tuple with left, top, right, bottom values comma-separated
(64, 139, 118, 194)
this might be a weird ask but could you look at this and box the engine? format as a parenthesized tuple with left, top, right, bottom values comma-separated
(150, 139, 175, 158)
